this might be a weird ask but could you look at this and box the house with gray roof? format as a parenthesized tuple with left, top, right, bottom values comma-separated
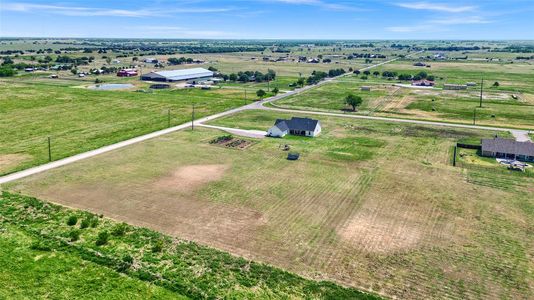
(481, 138, 534, 162)
(268, 117, 321, 138)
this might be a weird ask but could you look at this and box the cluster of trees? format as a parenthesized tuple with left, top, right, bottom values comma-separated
(167, 57, 196, 65)
(0, 66, 16, 77)
(328, 68, 346, 77)
(223, 69, 276, 83)
(356, 69, 435, 81)
(55, 55, 93, 65)
(426, 46, 489, 51)
(306, 71, 328, 85)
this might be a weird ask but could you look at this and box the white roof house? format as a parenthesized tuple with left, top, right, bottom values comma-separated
(140, 68, 214, 82)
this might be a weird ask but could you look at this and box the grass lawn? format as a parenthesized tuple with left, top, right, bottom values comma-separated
(0, 78, 246, 175)
(4, 110, 532, 299)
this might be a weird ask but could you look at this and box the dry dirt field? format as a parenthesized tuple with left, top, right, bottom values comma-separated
(3, 112, 533, 299)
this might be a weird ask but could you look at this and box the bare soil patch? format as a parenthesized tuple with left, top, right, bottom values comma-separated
(338, 215, 422, 253)
(154, 164, 229, 193)
(0, 154, 31, 174)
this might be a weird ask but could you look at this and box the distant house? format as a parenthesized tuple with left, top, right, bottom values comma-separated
(112, 59, 121, 64)
(444, 84, 468, 90)
(481, 138, 534, 162)
(268, 117, 321, 138)
(361, 86, 371, 91)
(144, 58, 158, 63)
(466, 82, 477, 87)
(412, 80, 435, 87)
(413, 62, 427, 67)
(24, 67, 34, 72)
(117, 69, 138, 77)
(141, 68, 213, 82)
(307, 58, 320, 63)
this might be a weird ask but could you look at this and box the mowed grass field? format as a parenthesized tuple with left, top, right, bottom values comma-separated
(4, 110, 532, 299)
(274, 61, 534, 129)
(0, 78, 247, 175)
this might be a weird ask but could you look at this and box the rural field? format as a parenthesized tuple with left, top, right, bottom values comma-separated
(275, 60, 534, 130)
(4, 110, 532, 299)
(0, 77, 248, 175)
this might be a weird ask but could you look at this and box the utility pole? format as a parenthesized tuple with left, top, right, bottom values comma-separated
(191, 103, 195, 131)
(479, 77, 484, 108)
(48, 137, 52, 162)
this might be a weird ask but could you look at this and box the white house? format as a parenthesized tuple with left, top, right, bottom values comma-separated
(268, 117, 321, 138)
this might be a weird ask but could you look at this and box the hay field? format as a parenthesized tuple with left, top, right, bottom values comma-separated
(4, 110, 532, 299)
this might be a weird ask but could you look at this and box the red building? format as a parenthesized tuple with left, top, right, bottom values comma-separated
(117, 69, 138, 77)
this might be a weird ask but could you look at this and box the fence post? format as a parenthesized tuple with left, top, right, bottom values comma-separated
(453, 146, 457, 167)
(48, 137, 52, 162)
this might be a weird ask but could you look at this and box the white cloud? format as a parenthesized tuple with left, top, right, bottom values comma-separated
(430, 16, 491, 25)
(396, 2, 476, 13)
(1, 2, 232, 17)
(267, 0, 364, 11)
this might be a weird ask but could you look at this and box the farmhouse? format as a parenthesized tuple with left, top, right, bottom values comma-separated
(412, 80, 435, 87)
(141, 68, 214, 82)
(444, 84, 468, 90)
(268, 117, 321, 138)
(481, 138, 534, 162)
(117, 69, 138, 77)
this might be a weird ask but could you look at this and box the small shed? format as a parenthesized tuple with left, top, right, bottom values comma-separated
(361, 86, 371, 91)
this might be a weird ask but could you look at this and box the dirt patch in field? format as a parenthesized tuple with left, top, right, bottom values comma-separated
(154, 164, 229, 192)
(0, 154, 31, 174)
(338, 215, 421, 253)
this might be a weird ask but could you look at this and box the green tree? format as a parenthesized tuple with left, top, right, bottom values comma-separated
(345, 94, 363, 111)
(272, 87, 279, 95)
(256, 89, 267, 99)
(297, 77, 305, 87)
(493, 81, 500, 87)
(363, 70, 371, 76)
(71, 68, 78, 75)
(0, 67, 16, 77)
(256, 89, 266, 99)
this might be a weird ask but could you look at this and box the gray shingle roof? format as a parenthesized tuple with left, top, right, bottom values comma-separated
(274, 117, 319, 131)
(274, 119, 289, 131)
(482, 138, 534, 156)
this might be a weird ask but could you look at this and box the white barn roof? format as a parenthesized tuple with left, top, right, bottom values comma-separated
(145, 68, 213, 81)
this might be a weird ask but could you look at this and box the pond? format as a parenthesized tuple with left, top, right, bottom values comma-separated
(88, 83, 135, 90)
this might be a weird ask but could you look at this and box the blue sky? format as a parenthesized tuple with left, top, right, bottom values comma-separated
(1, 0, 533, 39)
